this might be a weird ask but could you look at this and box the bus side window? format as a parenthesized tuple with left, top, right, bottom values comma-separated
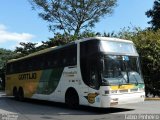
(28, 59, 33, 71)
(39, 55, 45, 69)
(10, 64, 14, 74)
(61, 45, 77, 67)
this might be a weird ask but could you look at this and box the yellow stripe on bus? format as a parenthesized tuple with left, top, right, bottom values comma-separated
(6, 70, 42, 98)
(111, 84, 135, 90)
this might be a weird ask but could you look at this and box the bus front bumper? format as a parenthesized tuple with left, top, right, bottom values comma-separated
(101, 92, 145, 108)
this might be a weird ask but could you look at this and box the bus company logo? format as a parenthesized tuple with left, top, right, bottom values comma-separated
(18, 72, 37, 80)
(85, 93, 99, 104)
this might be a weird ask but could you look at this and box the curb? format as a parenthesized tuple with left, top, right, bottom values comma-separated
(145, 98, 160, 101)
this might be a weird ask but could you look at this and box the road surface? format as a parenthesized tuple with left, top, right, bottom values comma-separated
(0, 92, 160, 120)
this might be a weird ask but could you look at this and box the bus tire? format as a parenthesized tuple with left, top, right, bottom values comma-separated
(65, 88, 79, 109)
(18, 87, 24, 101)
(13, 87, 18, 100)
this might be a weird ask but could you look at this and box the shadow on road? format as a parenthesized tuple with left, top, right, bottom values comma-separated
(0, 96, 134, 115)
(23, 98, 134, 114)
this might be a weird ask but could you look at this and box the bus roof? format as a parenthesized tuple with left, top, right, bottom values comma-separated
(8, 37, 133, 63)
(76, 37, 133, 43)
(8, 46, 57, 63)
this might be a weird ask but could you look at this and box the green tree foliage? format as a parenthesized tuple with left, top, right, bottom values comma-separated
(146, 0, 160, 30)
(0, 49, 15, 89)
(29, 0, 117, 35)
(0, 67, 5, 90)
(15, 42, 38, 57)
(40, 31, 97, 49)
(41, 33, 76, 48)
(0, 49, 14, 69)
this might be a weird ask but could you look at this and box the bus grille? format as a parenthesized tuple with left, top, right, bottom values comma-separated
(130, 88, 138, 92)
(119, 89, 128, 93)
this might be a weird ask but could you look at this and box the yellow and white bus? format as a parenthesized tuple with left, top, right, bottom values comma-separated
(5, 37, 145, 108)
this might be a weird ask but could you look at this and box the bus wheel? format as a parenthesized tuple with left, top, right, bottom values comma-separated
(18, 87, 24, 101)
(13, 87, 18, 100)
(65, 88, 79, 109)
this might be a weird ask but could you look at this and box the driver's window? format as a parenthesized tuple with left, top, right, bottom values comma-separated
(89, 60, 100, 90)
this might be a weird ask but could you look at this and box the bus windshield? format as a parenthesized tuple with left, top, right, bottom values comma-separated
(102, 55, 144, 86)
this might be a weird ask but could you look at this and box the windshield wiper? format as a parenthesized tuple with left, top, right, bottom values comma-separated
(123, 62, 130, 83)
(132, 74, 138, 85)
(119, 72, 128, 83)
(132, 74, 144, 85)
(116, 76, 123, 86)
